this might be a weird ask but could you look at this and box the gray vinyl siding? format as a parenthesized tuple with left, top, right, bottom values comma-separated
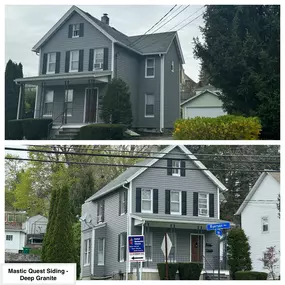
(39, 11, 112, 74)
(114, 44, 140, 127)
(164, 40, 180, 128)
(131, 147, 218, 218)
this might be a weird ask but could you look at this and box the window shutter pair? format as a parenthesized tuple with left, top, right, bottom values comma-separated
(193, 192, 214, 217)
(88, 48, 109, 71)
(165, 190, 187, 215)
(68, 23, 84, 38)
(136, 188, 158, 214)
(117, 232, 127, 262)
(42, 52, 60, 74)
(65, 50, 84, 73)
(166, 159, 186, 176)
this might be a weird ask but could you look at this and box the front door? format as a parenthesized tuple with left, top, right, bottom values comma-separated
(85, 88, 98, 123)
(191, 235, 204, 263)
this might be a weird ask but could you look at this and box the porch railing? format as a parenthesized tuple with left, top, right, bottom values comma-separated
(47, 106, 68, 139)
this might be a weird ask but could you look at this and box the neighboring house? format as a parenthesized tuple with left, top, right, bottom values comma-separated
(14, 5, 185, 137)
(235, 172, 280, 279)
(180, 89, 226, 119)
(180, 70, 197, 103)
(80, 145, 231, 280)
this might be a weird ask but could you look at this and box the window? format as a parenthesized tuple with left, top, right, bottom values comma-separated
(6, 235, 13, 241)
(47, 52, 56, 74)
(97, 200, 104, 223)
(198, 193, 209, 217)
(98, 238, 105, 265)
(141, 189, 153, 213)
(72, 24, 80, 38)
(145, 94, 154, 117)
(65, 89, 73, 116)
(145, 232, 153, 261)
(262, 217, 269, 233)
(119, 190, 127, 215)
(8, 214, 14, 222)
(168, 233, 176, 262)
(145, 58, 155, 78)
(84, 239, 91, 265)
(171, 61, 174, 72)
(263, 252, 271, 267)
(93, 48, 104, 70)
(69, 50, 79, 72)
(119, 233, 126, 262)
(172, 160, 181, 176)
(170, 190, 181, 215)
(44, 90, 54, 116)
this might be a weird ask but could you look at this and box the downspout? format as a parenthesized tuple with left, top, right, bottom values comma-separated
(159, 54, 165, 133)
(122, 182, 129, 281)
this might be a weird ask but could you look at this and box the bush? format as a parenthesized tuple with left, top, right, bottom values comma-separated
(173, 115, 261, 140)
(157, 263, 179, 280)
(22, 118, 53, 140)
(178, 262, 202, 280)
(7, 120, 23, 140)
(235, 271, 268, 280)
(79, 124, 126, 140)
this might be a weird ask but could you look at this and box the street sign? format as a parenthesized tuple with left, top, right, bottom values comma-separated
(206, 222, 230, 231)
(161, 233, 172, 258)
(128, 235, 145, 262)
(215, 229, 223, 237)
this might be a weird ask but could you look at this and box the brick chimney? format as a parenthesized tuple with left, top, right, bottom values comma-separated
(101, 13, 109, 25)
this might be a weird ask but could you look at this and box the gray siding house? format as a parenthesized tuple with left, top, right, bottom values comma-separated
(80, 145, 230, 280)
(15, 5, 184, 135)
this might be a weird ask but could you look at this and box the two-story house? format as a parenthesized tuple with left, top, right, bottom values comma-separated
(15, 5, 184, 137)
(80, 145, 231, 280)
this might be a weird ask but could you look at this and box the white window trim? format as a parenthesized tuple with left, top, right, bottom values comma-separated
(43, 90, 54, 117)
(120, 191, 127, 216)
(93, 48, 104, 71)
(145, 93, 155, 118)
(72, 24, 80, 38)
(69, 50, 79, 72)
(145, 57, 155, 78)
(97, 238, 105, 265)
(84, 239, 91, 266)
(141, 188, 153, 213)
(172, 160, 181, 177)
(119, 234, 126, 262)
(46, 52, 56, 74)
(261, 216, 269, 233)
(171, 61, 174, 73)
(170, 190, 182, 215)
(198, 193, 209, 217)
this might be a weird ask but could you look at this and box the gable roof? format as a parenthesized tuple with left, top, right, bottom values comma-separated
(86, 145, 227, 202)
(180, 89, 221, 106)
(235, 171, 280, 215)
(32, 6, 184, 63)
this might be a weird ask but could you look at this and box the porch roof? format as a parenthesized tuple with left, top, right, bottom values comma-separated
(14, 71, 112, 86)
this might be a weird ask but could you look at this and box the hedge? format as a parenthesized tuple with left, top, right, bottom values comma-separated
(78, 124, 126, 140)
(178, 262, 202, 280)
(7, 120, 23, 140)
(157, 263, 179, 280)
(235, 271, 268, 280)
(173, 115, 261, 140)
(22, 118, 53, 140)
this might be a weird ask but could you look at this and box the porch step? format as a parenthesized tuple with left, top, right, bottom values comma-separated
(54, 128, 80, 140)
(203, 273, 230, 280)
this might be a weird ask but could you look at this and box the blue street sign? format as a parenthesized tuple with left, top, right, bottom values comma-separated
(206, 222, 231, 231)
(128, 235, 145, 253)
(215, 229, 223, 236)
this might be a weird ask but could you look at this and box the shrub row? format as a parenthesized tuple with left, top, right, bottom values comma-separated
(157, 262, 202, 280)
(235, 271, 268, 280)
(173, 115, 261, 140)
(7, 119, 52, 140)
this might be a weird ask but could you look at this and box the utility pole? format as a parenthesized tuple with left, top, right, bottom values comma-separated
(165, 232, 168, 280)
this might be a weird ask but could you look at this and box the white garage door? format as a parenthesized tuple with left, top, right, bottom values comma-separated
(185, 107, 225, 119)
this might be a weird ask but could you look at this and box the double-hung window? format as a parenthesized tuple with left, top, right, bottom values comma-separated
(93, 48, 104, 70)
(171, 61, 175, 72)
(170, 190, 181, 214)
(119, 233, 126, 262)
(141, 188, 153, 213)
(198, 193, 209, 217)
(262, 217, 269, 233)
(65, 89, 73, 116)
(172, 160, 181, 176)
(69, 50, 79, 72)
(44, 90, 54, 116)
(145, 58, 155, 78)
(97, 200, 104, 224)
(6, 235, 13, 241)
(145, 94, 154, 117)
(119, 190, 127, 215)
(47, 52, 56, 74)
(84, 239, 91, 265)
(98, 238, 105, 265)
(72, 24, 80, 38)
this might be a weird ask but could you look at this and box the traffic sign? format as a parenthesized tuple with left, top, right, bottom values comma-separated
(215, 229, 223, 236)
(161, 233, 172, 258)
(128, 235, 145, 262)
(206, 222, 230, 231)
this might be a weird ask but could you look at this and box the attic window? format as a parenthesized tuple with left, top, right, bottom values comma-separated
(72, 24, 80, 38)
(171, 61, 174, 72)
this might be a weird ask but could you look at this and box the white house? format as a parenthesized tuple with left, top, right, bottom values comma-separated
(180, 89, 226, 119)
(235, 172, 280, 279)
(5, 227, 26, 253)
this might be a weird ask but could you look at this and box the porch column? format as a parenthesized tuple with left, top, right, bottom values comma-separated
(39, 82, 45, 117)
(16, 84, 25, 119)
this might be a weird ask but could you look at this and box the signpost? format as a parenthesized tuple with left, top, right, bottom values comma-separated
(161, 233, 172, 280)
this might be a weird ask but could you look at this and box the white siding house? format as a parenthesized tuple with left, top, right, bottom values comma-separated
(235, 172, 280, 279)
(5, 229, 26, 253)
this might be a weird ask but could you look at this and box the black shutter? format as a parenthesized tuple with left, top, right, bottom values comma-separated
(79, 50, 84, 72)
(119, 192, 121, 215)
(89, 49, 94, 71)
(124, 190, 128, 214)
(68, 24, 73, 38)
(118, 234, 121, 262)
(165, 190, 170, 214)
(167, 159, 172, 176)
(136, 188, 141, 213)
(209, 194, 214, 217)
(182, 191, 187, 215)
(79, 23, 84, 37)
(123, 232, 127, 261)
(65, 51, 70, 73)
(193, 192, 198, 216)
(42, 53, 47, 74)
(153, 189, 158, 214)
(55, 52, 60, 74)
(103, 48, 108, 70)
(181, 160, 186, 177)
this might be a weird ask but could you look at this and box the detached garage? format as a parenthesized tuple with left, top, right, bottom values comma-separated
(181, 90, 227, 119)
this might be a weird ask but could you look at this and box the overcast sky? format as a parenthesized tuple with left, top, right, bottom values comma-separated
(5, 5, 205, 82)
